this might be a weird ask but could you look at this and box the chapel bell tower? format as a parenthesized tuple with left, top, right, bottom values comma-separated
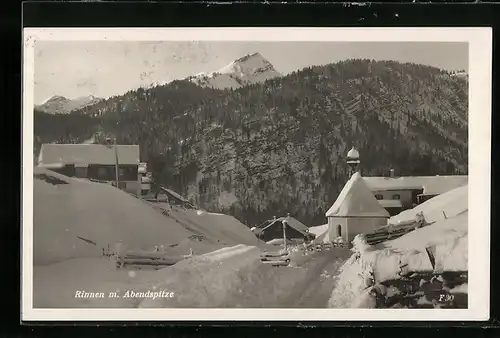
(346, 147, 360, 176)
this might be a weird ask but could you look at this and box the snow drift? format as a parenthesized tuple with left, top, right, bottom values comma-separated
(329, 185, 468, 308)
(33, 169, 277, 307)
(34, 244, 310, 308)
(390, 184, 467, 225)
(33, 168, 269, 265)
(138, 244, 310, 308)
(33, 168, 197, 265)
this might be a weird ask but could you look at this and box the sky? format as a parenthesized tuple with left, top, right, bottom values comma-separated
(34, 41, 468, 105)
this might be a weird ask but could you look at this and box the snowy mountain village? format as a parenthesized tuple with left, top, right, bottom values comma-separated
(31, 48, 469, 309)
(34, 140, 468, 309)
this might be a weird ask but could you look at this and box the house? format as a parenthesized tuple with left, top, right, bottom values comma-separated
(363, 173, 468, 216)
(253, 214, 315, 244)
(345, 146, 468, 216)
(37, 143, 141, 196)
(325, 172, 390, 247)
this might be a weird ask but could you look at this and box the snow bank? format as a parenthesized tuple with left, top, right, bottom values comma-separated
(328, 253, 375, 308)
(165, 237, 224, 257)
(138, 244, 310, 308)
(171, 208, 271, 250)
(33, 245, 259, 308)
(33, 257, 160, 308)
(330, 213, 468, 308)
(390, 185, 467, 225)
(33, 168, 198, 265)
(33, 168, 267, 266)
(329, 186, 468, 308)
(138, 245, 262, 308)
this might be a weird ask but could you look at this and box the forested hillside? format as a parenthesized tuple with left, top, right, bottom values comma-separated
(34, 59, 468, 227)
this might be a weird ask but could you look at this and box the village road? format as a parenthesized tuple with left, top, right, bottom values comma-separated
(280, 248, 351, 308)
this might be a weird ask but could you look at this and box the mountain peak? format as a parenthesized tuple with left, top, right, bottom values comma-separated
(43, 95, 69, 104)
(36, 95, 102, 115)
(234, 52, 266, 63)
(188, 52, 281, 90)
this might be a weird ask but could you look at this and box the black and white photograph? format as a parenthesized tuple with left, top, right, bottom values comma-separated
(22, 28, 491, 321)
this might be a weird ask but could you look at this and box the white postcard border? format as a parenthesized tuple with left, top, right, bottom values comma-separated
(22, 27, 492, 322)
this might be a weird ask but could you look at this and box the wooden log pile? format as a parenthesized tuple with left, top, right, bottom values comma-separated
(364, 212, 434, 246)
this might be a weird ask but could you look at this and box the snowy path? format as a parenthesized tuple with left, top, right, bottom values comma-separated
(33, 247, 352, 308)
(280, 249, 351, 308)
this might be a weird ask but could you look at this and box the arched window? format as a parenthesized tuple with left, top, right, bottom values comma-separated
(336, 224, 342, 237)
(375, 194, 383, 200)
(392, 194, 401, 200)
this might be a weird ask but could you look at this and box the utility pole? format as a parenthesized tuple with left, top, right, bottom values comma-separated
(114, 137, 119, 188)
(282, 218, 288, 252)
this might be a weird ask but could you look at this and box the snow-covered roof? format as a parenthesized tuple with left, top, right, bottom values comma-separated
(390, 184, 468, 225)
(363, 175, 468, 195)
(159, 187, 192, 205)
(261, 216, 309, 235)
(308, 224, 328, 237)
(326, 172, 390, 218)
(39, 143, 140, 166)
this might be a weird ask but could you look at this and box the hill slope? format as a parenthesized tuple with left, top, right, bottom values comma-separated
(36, 95, 102, 115)
(33, 167, 268, 265)
(33, 59, 468, 227)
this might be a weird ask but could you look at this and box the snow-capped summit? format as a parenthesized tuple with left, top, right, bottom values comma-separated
(36, 95, 102, 114)
(143, 80, 169, 89)
(187, 52, 282, 90)
(450, 70, 468, 81)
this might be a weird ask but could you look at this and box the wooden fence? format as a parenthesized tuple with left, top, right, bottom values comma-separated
(115, 250, 190, 270)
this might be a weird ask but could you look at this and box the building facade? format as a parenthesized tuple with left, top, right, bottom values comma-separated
(38, 143, 141, 196)
(364, 174, 468, 215)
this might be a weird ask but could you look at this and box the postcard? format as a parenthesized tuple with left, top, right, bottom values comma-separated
(22, 27, 491, 321)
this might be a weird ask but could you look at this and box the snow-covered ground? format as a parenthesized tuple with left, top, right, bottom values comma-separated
(34, 244, 346, 308)
(33, 167, 269, 266)
(32, 167, 278, 308)
(139, 246, 349, 308)
(33, 167, 197, 265)
(328, 185, 468, 308)
(34, 244, 259, 308)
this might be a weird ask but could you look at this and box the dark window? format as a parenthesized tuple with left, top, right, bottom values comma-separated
(53, 165, 75, 177)
(392, 194, 401, 200)
(74, 167, 88, 178)
(119, 165, 138, 181)
(97, 166, 114, 180)
(91, 165, 137, 181)
(375, 194, 383, 200)
(336, 224, 342, 237)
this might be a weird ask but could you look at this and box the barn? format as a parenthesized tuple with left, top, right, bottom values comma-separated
(253, 215, 314, 244)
